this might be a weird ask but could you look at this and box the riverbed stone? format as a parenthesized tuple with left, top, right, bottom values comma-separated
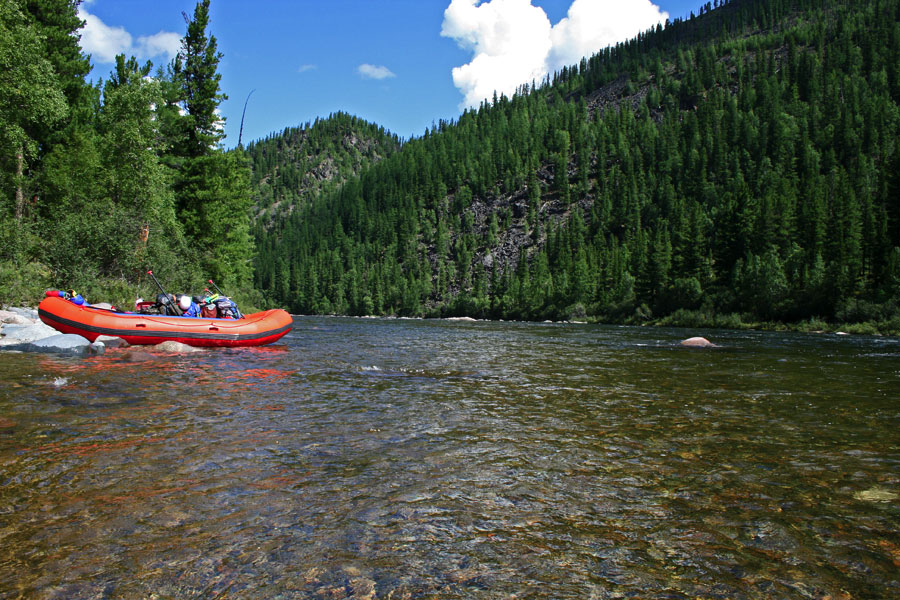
(96, 335, 129, 349)
(680, 336, 717, 348)
(153, 341, 201, 353)
(854, 487, 898, 502)
(122, 349, 156, 362)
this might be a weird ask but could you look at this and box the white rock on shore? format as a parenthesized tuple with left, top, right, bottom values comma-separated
(0, 306, 107, 355)
(3, 333, 105, 356)
(0, 310, 33, 325)
(0, 321, 59, 346)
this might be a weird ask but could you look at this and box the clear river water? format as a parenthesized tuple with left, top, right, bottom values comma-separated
(1, 316, 899, 599)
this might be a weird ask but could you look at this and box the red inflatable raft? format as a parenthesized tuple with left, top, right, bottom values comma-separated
(38, 292, 293, 348)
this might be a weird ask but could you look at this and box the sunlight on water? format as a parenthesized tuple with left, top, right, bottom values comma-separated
(1, 317, 899, 598)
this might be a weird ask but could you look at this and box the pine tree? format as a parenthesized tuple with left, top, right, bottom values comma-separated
(171, 0, 226, 158)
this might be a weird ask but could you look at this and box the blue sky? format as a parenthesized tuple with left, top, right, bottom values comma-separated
(78, 0, 706, 147)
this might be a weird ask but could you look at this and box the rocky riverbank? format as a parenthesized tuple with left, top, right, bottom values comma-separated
(0, 307, 199, 356)
(0, 307, 104, 356)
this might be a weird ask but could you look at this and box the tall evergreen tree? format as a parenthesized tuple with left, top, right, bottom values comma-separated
(171, 0, 225, 158)
(170, 0, 253, 288)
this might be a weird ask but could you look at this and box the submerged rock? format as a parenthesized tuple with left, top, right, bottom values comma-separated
(680, 336, 717, 348)
(122, 349, 156, 362)
(153, 341, 201, 353)
(854, 487, 898, 502)
(96, 335, 129, 349)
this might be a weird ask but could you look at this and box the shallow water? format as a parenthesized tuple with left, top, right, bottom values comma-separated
(1, 317, 899, 598)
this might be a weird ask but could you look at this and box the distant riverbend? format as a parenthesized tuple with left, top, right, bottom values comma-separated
(1, 316, 898, 598)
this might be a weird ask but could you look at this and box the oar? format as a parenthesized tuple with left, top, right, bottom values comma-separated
(147, 270, 181, 315)
(148, 270, 168, 297)
(208, 279, 226, 296)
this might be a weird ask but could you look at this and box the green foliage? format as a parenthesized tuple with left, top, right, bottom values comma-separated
(179, 151, 254, 288)
(0, 0, 253, 307)
(0, 212, 51, 306)
(0, 0, 67, 219)
(0, 259, 52, 307)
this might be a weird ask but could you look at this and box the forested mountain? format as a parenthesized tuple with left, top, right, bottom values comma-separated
(0, 0, 254, 306)
(246, 113, 400, 229)
(253, 0, 900, 329)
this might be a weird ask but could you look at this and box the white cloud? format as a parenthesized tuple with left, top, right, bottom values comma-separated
(298, 64, 318, 73)
(78, 7, 132, 63)
(135, 31, 181, 61)
(78, 7, 180, 64)
(441, 0, 668, 109)
(358, 64, 396, 80)
(549, 0, 668, 70)
(442, 0, 551, 109)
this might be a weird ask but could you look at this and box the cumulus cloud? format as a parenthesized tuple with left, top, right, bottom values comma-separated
(549, 0, 668, 69)
(441, 0, 551, 109)
(442, 0, 668, 109)
(135, 31, 181, 61)
(77, 7, 180, 64)
(358, 64, 396, 80)
(78, 7, 132, 63)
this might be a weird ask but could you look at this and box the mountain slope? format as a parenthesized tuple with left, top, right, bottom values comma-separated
(246, 112, 400, 228)
(253, 0, 900, 328)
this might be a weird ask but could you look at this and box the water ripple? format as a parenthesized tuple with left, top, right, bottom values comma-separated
(0, 317, 899, 598)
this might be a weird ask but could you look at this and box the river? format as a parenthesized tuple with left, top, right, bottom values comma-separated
(1, 316, 898, 598)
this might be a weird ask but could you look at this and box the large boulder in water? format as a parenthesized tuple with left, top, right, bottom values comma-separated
(0, 320, 59, 345)
(3, 333, 104, 356)
(680, 336, 717, 348)
(153, 341, 201, 353)
(96, 335, 129, 349)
